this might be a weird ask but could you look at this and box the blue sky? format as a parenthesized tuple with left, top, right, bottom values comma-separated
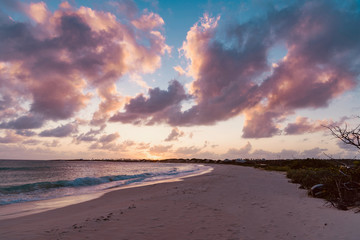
(0, 0, 359, 160)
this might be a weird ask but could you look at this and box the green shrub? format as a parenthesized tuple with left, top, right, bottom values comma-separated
(286, 168, 336, 189)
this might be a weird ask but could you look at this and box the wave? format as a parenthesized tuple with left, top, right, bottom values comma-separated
(0, 164, 207, 207)
(0, 173, 153, 194)
(0, 166, 50, 171)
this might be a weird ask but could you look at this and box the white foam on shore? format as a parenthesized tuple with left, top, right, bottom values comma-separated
(0, 164, 213, 220)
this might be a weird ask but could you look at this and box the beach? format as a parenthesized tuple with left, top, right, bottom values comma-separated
(0, 164, 359, 240)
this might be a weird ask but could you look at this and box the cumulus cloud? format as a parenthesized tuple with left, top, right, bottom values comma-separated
(110, 80, 188, 124)
(113, 1, 360, 138)
(131, 11, 164, 30)
(164, 127, 184, 141)
(0, 0, 169, 129)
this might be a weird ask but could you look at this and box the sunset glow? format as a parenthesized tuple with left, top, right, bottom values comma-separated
(0, 0, 359, 160)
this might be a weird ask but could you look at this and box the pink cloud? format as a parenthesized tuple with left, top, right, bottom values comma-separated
(131, 12, 164, 30)
(283, 117, 344, 135)
(26, 2, 50, 24)
(89, 132, 121, 151)
(73, 126, 104, 144)
(0, 1, 169, 129)
(225, 142, 252, 159)
(39, 123, 78, 137)
(164, 127, 184, 142)
(174, 146, 202, 157)
(149, 144, 172, 156)
(110, 80, 188, 124)
(0, 130, 23, 143)
(99, 132, 120, 143)
(91, 84, 124, 126)
(173, 65, 186, 75)
(1, 0, 360, 149)
(43, 140, 60, 148)
(114, 1, 360, 138)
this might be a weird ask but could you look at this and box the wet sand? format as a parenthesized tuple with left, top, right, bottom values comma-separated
(0, 164, 359, 240)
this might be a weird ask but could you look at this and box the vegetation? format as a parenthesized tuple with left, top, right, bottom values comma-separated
(248, 159, 360, 211)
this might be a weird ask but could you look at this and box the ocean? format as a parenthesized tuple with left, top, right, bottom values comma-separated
(0, 160, 212, 207)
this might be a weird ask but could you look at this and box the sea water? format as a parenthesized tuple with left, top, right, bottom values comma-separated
(0, 160, 212, 206)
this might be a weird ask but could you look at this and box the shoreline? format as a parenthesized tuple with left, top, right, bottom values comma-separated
(1, 165, 359, 240)
(0, 164, 213, 220)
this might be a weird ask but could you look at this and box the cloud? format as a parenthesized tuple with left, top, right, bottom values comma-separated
(89, 132, 121, 151)
(164, 127, 184, 141)
(0, 115, 45, 129)
(284, 116, 349, 135)
(131, 12, 164, 30)
(0, 0, 169, 128)
(174, 146, 202, 157)
(110, 80, 188, 124)
(22, 139, 41, 145)
(26, 2, 49, 24)
(16, 129, 36, 137)
(173, 65, 186, 75)
(0, 130, 23, 143)
(110, 0, 138, 20)
(88, 135, 138, 153)
(136, 142, 151, 150)
(242, 109, 282, 138)
(301, 147, 327, 158)
(149, 144, 172, 156)
(336, 140, 360, 153)
(73, 126, 104, 143)
(39, 123, 77, 137)
(112, 1, 360, 138)
(284, 117, 327, 135)
(43, 140, 60, 148)
(216, 142, 328, 160)
(99, 132, 120, 143)
(0, 0, 23, 11)
(224, 142, 252, 159)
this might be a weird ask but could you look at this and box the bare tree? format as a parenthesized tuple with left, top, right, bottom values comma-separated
(325, 122, 360, 150)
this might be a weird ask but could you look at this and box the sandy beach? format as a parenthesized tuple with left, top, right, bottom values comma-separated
(0, 164, 359, 240)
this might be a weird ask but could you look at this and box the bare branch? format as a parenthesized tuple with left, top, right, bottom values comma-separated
(323, 120, 360, 151)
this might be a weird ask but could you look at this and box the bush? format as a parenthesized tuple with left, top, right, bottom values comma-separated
(286, 168, 336, 189)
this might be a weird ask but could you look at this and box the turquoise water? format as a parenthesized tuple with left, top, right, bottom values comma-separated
(0, 160, 210, 205)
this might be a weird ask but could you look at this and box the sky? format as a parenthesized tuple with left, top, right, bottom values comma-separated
(0, 0, 360, 160)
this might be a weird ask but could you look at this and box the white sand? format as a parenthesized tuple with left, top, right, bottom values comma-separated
(0, 164, 359, 240)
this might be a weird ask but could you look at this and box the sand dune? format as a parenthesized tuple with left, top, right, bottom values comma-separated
(1, 165, 359, 240)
